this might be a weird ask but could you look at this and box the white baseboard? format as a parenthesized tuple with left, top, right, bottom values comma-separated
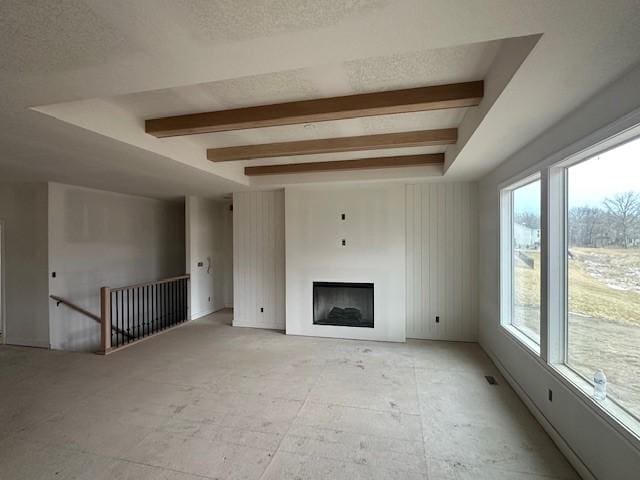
(5, 337, 50, 349)
(482, 345, 595, 480)
(190, 309, 214, 320)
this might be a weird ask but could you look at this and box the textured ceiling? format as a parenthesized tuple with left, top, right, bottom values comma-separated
(116, 40, 500, 116)
(40, 40, 499, 184)
(0, 0, 129, 74)
(2, 0, 640, 197)
(167, 0, 390, 43)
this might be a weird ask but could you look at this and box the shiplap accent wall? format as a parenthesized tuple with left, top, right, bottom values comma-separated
(406, 182, 478, 341)
(233, 190, 285, 330)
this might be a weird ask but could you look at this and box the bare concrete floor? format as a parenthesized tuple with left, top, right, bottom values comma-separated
(0, 310, 578, 479)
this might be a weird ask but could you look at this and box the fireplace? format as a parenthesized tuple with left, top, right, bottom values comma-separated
(313, 282, 374, 328)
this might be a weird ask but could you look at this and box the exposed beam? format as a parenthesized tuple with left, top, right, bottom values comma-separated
(244, 153, 443, 176)
(146, 81, 483, 137)
(207, 128, 457, 162)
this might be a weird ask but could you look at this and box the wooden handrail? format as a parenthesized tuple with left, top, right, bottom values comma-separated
(110, 274, 190, 292)
(50, 295, 100, 322)
(50, 294, 133, 341)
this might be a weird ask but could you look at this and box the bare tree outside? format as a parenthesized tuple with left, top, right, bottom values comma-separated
(603, 191, 640, 248)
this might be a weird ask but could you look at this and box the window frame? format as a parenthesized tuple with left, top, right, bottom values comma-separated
(548, 130, 640, 426)
(498, 110, 640, 448)
(500, 173, 543, 355)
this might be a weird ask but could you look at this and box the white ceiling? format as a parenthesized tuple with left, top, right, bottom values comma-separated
(1, 1, 640, 198)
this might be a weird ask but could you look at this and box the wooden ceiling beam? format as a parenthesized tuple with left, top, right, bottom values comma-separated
(145, 81, 483, 138)
(244, 153, 443, 176)
(207, 128, 457, 162)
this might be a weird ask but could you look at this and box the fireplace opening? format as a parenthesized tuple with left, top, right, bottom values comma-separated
(313, 282, 374, 328)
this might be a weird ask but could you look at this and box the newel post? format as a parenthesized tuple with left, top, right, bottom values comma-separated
(99, 286, 111, 354)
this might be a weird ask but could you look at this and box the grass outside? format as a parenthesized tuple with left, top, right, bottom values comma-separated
(514, 248, 640, 326)
(513, 247, 640, 420)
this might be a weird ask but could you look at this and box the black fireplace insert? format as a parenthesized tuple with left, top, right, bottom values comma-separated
(313, 282, 374, 328)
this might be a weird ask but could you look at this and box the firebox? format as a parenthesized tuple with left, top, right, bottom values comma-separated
(312, 282, 374, 328)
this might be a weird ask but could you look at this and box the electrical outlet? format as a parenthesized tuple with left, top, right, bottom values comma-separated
(260, 307, 264, 313)
(548, 389, 553, 402)
(341, 239, 346, 246)
(341, 213, 346, 220)
(51, 272, 56, 278)
(435, 316, 440, 323)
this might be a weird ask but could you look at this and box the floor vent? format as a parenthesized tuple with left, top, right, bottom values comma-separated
(485, 375, 498, 385)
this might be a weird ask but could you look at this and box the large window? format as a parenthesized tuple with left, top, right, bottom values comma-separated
(502, 177, 542, 347)
(566, 138, 640, 420)
(500, 123, 640, 441)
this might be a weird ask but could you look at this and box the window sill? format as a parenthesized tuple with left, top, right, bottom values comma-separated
(551, 364, 640, 448)
(501, 323, 541, 356)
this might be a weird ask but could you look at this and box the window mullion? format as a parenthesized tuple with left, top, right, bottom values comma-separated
(540, 169, 550, 362)
(547, 166, 567, 365)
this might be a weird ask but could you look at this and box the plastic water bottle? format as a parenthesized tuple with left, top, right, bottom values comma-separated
(593, 369, 607, 402)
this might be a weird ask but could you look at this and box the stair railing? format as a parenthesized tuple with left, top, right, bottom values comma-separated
(99, 274, 190, 354)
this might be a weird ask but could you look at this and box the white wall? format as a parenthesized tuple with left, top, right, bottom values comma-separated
(48, 183, 185, 351)
(478, 64, 640, 479)
(233, 190, 285, 330)
(0, 183, 49, 348)
(286, 184, 405, 342)
(406, 182, 478, 341)
(185, 196, 230, 319)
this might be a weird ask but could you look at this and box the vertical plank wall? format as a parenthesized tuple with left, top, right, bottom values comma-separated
(406, 182, 478, 341)
(233, 190, 285, 329)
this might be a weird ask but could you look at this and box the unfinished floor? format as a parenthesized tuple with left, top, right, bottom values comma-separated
(0, 310, 577, 479)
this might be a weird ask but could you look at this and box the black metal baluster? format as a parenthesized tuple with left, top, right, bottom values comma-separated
(145, 285, 151, 336)
(136, 287, 141, 340)
(141, 286, 144, 338)
(154, 283, 158, 333)
(110, 291, 114, 348)
(126, 289, 130, 344)
(132, 287, 135, 341)
(183, 278, 186, 322)
(133, 287, 136, 341)
(177, 279, 180, 323)
(163, 282, 167, 330)
(119, 290, 124, 347)
(144, 285, 148, 337)
(178, 279, 182, 322)
(154, 284, 157, 334)
(171, 280, 176, 326)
